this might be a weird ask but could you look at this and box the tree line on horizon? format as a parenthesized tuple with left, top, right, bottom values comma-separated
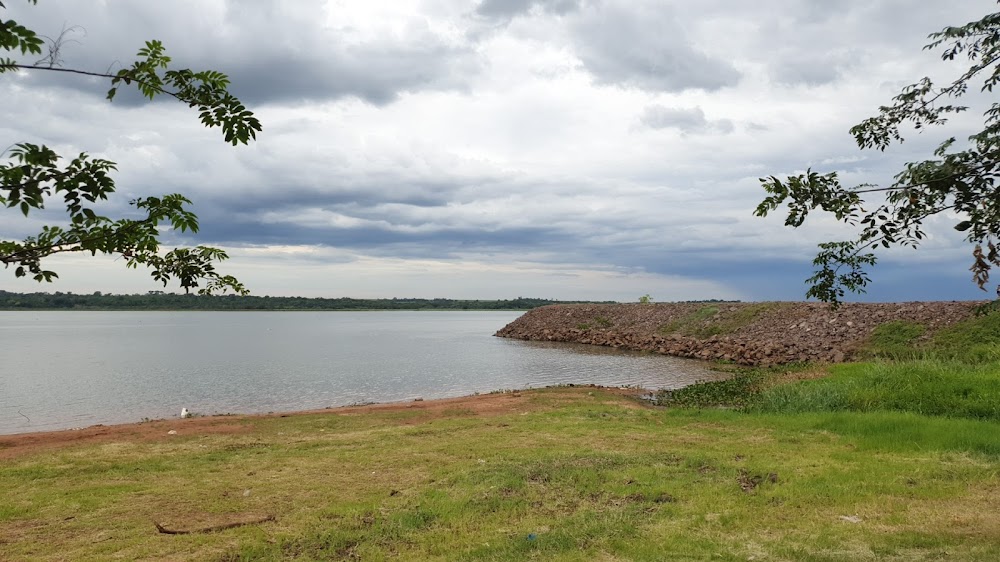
(0, 291, 620, 310)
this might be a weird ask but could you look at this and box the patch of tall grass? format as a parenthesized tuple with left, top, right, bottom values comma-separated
(658, 359, 1000, 460)
(862, 320, 925, 360)
(751, 360, 1000, 421)
(767, 410, 1000, 457)
(930, 312, 1000, 362)
(661, 312, 1000, 422)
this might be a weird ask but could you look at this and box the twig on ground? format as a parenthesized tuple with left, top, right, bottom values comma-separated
(152, 515, 275, 535)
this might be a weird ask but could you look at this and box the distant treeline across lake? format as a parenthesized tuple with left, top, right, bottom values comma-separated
(0, 291, 616, 311)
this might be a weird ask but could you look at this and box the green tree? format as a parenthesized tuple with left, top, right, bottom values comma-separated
(0, 0, 260, 294)
(755, 5, 1000, 306)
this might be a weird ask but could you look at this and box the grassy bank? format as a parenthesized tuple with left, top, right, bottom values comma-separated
(6, 387, 1000, 561)
(4, 314, 1000, 560)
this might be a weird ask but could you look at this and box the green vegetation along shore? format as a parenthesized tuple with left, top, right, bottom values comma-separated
(3, 310, 1000, 560)
(0, 291, 613, 311)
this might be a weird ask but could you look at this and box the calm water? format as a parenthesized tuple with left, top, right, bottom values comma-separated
(0, 311, 721, 434)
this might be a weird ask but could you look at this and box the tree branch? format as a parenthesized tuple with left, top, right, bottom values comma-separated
(849, 159, 999, 194)
(1, 167, 96, 193)
(1, 63, 183, 101)
(0, 220, 150, 264)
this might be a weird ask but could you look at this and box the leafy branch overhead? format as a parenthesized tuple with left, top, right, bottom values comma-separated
(0, 0, 260, 294)
(755, 5, 1000, 306)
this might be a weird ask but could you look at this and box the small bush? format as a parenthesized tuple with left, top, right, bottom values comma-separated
(654, 370, 766, 409)
(594, 316, 612, 328)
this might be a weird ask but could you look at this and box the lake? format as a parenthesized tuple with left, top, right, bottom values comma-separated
(0, 311, 721, 434)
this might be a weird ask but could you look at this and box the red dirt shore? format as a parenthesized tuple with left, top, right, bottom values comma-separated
(495, 301, 982, 366)
(0, 387, 639, 460)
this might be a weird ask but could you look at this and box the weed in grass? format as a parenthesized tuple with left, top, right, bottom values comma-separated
(578, 316, 612, 331)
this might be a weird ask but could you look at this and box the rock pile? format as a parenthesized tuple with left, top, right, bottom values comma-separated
(494, 301, 981, 366)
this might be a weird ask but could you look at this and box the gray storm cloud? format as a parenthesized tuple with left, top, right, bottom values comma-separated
(0, 0, 993, 300)
(639, 106, 735, 134)
(568, 2, 741, 92)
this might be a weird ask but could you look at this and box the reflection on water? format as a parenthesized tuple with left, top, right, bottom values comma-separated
(0, 311, 723, 434)
(496, 339, 720, 388)
(517, 339, 666, 357)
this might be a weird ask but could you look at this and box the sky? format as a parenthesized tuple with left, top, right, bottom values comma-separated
(0, 0, 997, 302)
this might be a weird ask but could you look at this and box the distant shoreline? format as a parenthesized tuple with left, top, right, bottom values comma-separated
(0, 292, 617, 312)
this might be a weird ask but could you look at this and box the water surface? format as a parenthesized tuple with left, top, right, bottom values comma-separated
(0, 311, 720, 434)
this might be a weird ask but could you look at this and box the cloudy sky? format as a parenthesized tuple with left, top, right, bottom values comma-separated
(0, 0, 995, 301)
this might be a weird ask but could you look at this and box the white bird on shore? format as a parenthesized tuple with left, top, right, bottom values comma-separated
(181, 408, 191, 419)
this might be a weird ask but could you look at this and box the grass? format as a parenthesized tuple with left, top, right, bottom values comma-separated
(5, 385, 1000, 560)
(6, 312, 1000, 560)
(931, 312, 1000, 361)
(659, 303, 786, 339)
(751, 360, 1000, 420)
(862, 311, 1000, 362)
(862, 320, 926, 360)
(661, 312, 1000, 422)
(659, 305, 720, 336)
(578, 316, 613, 331)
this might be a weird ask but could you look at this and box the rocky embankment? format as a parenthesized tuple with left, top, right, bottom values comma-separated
(495, 301, 981, 366)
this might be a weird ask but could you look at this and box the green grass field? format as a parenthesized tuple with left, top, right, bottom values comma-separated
(4, 312, 1000, 560)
